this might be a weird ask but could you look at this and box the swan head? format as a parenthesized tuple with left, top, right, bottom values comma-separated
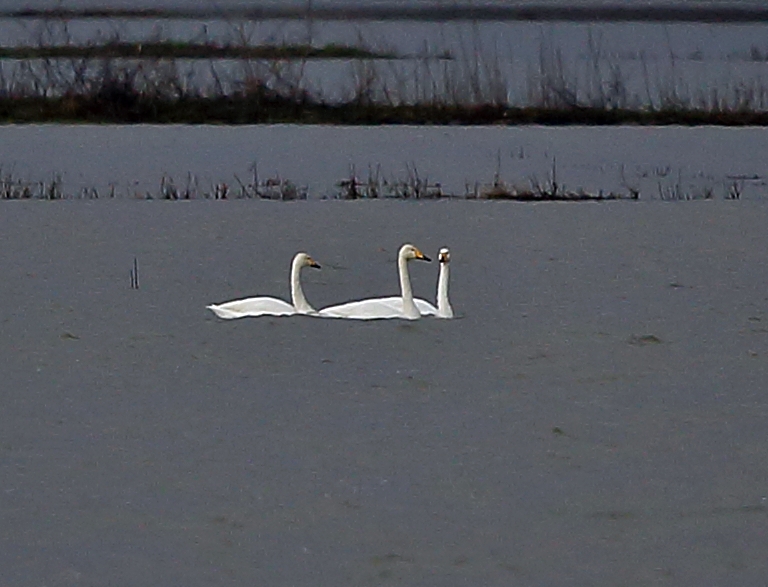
(294, 252, 321, 269)
(399, 243, 431, 263)
(438, 248, 450, 264)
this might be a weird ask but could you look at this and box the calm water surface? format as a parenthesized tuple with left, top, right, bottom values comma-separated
(0, 125, 767, 200)
(1, 199, 767, 585)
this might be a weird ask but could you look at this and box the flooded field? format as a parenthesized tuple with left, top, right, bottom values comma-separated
(0, 124, 767, 200)
(1, 198, 767, 585)
(3, 17, 768, 109)
(1, 3, 768, 584)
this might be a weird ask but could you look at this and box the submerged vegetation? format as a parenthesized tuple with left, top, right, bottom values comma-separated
(0, 157, 730, 202)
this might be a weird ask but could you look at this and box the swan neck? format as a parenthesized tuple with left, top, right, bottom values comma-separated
(398, 252, 419, 318)
(437, 263, 453, 318)
(290, 258, 314, 313)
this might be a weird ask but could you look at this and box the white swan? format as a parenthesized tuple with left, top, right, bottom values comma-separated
(319, 244, 431, 320)
(433, 247, 454, 318)
(207, 252, 320, 318)
(378, 247, 453, 318)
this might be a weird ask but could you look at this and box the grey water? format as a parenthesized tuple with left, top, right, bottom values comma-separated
(1, 2, 768, 585)
(1, 199, 767, 585)
(1, 124, 767, 200)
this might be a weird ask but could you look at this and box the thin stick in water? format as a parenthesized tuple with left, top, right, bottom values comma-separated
(130, 257, 140, 290)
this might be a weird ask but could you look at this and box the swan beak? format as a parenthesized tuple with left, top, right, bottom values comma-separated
(414, 249, 431, 262)
(307, 258, 321, 269)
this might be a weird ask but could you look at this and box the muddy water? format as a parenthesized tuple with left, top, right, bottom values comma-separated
(1, 199, 766, 585)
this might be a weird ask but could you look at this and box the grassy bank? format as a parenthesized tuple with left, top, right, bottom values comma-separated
(3, 94, 767, 126)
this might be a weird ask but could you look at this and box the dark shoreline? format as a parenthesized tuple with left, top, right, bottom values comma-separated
(0, 41, 397, 61)
(6, 4, 768, 23)
(3, 98, 768, 126)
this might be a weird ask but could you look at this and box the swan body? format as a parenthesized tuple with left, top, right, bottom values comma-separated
(207, 252, 320, 318)
(319, 244, 431, 320)
(378, 247, 453, 318)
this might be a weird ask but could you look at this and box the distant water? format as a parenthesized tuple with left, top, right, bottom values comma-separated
(6, 0, 768, 11)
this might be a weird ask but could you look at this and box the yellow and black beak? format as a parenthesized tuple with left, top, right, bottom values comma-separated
(308, 258, 321, 269)
(415, 249, 431, 262)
